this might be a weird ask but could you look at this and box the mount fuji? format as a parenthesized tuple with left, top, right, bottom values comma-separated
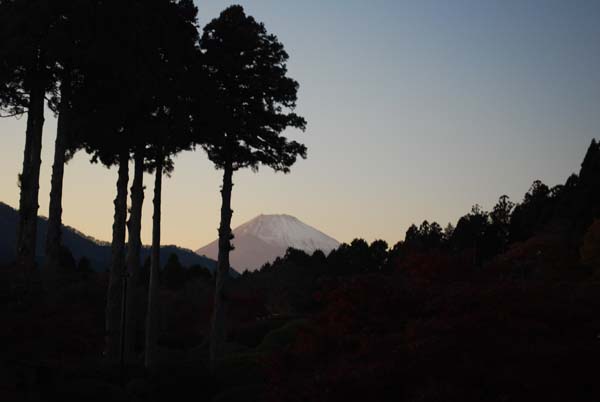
(195, 214, 340, 272)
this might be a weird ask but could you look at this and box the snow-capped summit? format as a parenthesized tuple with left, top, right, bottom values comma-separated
(196, 214, 340, 272)
(236, 214, 340, 253)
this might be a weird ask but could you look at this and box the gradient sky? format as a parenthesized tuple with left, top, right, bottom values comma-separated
(1, 0, 599, 250)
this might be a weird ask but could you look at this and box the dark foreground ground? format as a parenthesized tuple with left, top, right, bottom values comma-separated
(2, 257, 600, 402)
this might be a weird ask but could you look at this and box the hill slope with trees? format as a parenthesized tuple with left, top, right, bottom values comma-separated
(0, 201, 216, 272)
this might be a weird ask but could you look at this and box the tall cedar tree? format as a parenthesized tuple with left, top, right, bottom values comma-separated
(199, 5, 307, 367)
(0, 0, 57, 271)
(142, 0, 200, 371)
(44, 0, 95, 276)
(69, 0, 167, 362)
(75, 0, 199, 364)
(70, 0, 138, 361)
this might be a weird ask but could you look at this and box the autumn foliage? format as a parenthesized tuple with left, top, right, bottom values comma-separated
(267, 275, 600, 402)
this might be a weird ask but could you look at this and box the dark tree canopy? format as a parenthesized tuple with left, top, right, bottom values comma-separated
(145, 0, 200, 171)
(70, 0, 144, 166)
(72, 0, 200, 168)
(0, 0, 88, 268)
(199, 5, 307, 172)
(0, 0, 94, 113)
(0, 0, 53, 116)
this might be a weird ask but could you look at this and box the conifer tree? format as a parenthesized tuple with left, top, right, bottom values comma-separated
(44, 0, 95, 275)
(0, 0, 57, 270)
(73, 0, 199, 364)
(198, 5, 307, 367)
(142, 0, 200, 370)
(70, 0, 154, 361)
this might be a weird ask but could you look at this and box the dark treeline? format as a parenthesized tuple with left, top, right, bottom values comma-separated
(236, 139, 600, 281)
(226, 140, 600, 402)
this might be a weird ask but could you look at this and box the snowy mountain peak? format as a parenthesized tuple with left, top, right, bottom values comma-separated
(236, 214, 340, 253)
(196, 214, 340, 272)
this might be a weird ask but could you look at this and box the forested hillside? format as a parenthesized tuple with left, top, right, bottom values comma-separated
(0, 202, 216, 272)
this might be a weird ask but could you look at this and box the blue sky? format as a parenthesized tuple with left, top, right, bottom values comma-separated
(0, 0, 598, 249)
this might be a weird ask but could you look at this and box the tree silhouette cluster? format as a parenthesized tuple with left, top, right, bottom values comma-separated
(236, 139, 600, 314)
(218, 142, 600, 402)
(0, 2, 306, 370)
(390, 140, 600, 272)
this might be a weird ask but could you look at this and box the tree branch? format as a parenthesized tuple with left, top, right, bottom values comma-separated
(0, 111, 23, 118)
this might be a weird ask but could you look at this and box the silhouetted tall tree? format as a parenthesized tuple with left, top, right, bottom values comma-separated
(451, 205, 491, 264)
(44, 0, 94, 275)
(101, 0, 202, 364)
(198, 5, 307, 367)
(69, 0, 159, 361)
(124, 147, 145, 361)
(509, 180, 552, 242)
(370, 240, 389, 271)
(490, 195, 514, 251)
(403, 221, 444, 251)
(142, 0, 200, 371)
(69, 0, 136, 361)
(0, 0, 56, 270)
(443, 223, 455, 242)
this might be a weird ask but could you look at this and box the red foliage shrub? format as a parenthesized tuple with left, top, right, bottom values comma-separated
(391, 249, 476, 282)
(267, 273, 600, 402)
(488, 227, 585, 280)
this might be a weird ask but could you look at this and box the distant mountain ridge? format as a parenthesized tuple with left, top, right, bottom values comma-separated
(0, 202, 217, 272)
(196, 214, 340, 272)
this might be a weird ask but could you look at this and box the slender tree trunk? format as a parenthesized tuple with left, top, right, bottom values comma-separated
(16, 78, 45, 271)
(210, 163, 234, 369)
(44, 76, 72, 276)
(124, 150, 145, 363)
(145, 158, 162, 371)
(104, 150, 129, 361)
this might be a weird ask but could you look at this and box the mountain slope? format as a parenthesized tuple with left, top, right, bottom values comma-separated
(196, 214, 340, 272)
(0, 202, 217, 272)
